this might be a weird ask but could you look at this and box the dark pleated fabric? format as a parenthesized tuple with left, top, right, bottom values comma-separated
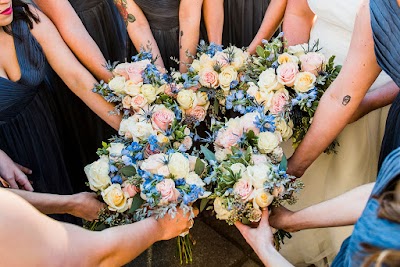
(370, 0, 400, 170)
(222, 0, 271, 48)
(127, 0, 180, 70)
(0, 19, 80, 224)
(332, 147, 400, 266)
(43, 0, 126, 193)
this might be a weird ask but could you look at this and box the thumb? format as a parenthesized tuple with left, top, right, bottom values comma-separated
(234, 221, 248, 235)
(259, 209, 270, 227)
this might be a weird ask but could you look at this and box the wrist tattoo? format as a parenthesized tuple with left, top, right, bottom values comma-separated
(114, 0, 135, 26)
(179, 30, 184, 49)
(342, 95, 351, 106)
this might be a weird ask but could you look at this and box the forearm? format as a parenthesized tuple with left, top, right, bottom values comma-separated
(34, 0, 112, 82)
(287, 183, 374, 232)
(257, 245, 294, 267)
(179, 0, 203, 72)
(203, 0, 223, 44)
(360, 81, 399, 116)
(248, 0, 287, 54)
(282, 0, 314, 46)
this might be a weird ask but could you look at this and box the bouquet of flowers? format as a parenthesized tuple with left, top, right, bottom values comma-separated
(172, 41, 249, 119)
(245, 34, 342, 153)
(200, 109, 303, 248)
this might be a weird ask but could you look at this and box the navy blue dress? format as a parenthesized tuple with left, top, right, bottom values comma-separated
(0, 19, 79, 224)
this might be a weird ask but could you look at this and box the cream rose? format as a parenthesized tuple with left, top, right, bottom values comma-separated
(108, 76, 126, 93)
(168, 153, 190, 179)
(230, 163, 246, 175)
(199, 54, 214, 69)
(245, 164, 271, 189)
(258, 68, 279, 93)
(156, 179, 180, 205)
(140, 84, 158, 103)
(294, 72, 316, 93)
(246, 82, 260, 99)
(107, 143, 125, 157)
(122, 96, 132, 109)
(230, 47, 249, 70)
(214, 197, 232, 221)
(196, 91, 209, 106)
(199, 68, 219, 88)
(102, 184, 133, 213)
(141, 153, 167, 174)
(191, 59, 202, 72)
(219, 66, 238, 92)
(276, 62, 299, 87)
(257, 132, 280, 154)
(300, 52, 325, 76)
(84, 156, 112, 192)
(275, 118, 293, 141)
(124, 80, 142, 96)
(252, 189, 274, 209)
(128, 121, 156, 141)
(287, 43, 307, 57)
(177, 90, 197, 110)
(186, 172, 205, 187)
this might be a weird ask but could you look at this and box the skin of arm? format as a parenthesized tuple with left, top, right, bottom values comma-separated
(247, 0, 288, 54)
(29, 7, 122, 130)
(287, 0, 382, 177)
(235, 210, 294, 267)
(125, 0, 164, 68)
(9, 190, 104, 221)
(33, 0, 113, 82)
(269, 183, 374, 232)
(0, 189, 194, 266)
(0, 149, 33, 191)
(179, 0, 203, 72)
(349, 81, 400, 123)
(203, 0, 224, 45)
(282, 0, 315, 46)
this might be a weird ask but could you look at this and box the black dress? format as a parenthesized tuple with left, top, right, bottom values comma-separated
(128, 0, 180, 70)
(370, 0, 400, 170)
(0, 19, 79, 224)
(222, 0, 271, 48)
(43, 0, 127, 193)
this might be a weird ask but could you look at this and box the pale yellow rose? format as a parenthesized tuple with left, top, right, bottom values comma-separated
(258, 68, 280, 93)
(108, 76, 126, 93)
(277, 53, 298, 64)
(257, 132, 280, 154)
(252, 189, 274, 209)
(294, 72, 316, 93)
(196, 91, 209, 106)
(84, 156, 112, 192)
(275, 118, 293, 141)
(102, 184, 133, 213)
(124, 80, 142, 96)
(140, 84, 158, 103)
(219, 66, 238, 93)
(214, 197, 233, 221)
(177, 90, 197, 110)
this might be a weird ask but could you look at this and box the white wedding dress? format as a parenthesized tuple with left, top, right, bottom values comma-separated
(280, 0, 392, 266)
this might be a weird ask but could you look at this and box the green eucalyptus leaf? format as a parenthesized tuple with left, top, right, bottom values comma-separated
(201, 146, 216, 162)
(128, 195, 144, 214)
(194, 158, 206, 176)
(200, 198, 209, 213)
(256, 45, 265, 58)
(120, 166, 136, 177)
(279, 154, 288, 171)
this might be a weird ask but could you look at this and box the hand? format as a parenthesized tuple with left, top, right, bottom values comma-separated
(68, 192, 105, 221)
(0, 150, 33, 191)
(235, 210, 274, 254)
(286, 156, 305, 178)
(155, 207, 199, 241)
(269, 206, 297, 232)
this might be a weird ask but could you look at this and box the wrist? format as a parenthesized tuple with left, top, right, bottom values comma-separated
(144, 217, 164, 242)
(64, 194, 79, 215)
(256, 243, 279, 266)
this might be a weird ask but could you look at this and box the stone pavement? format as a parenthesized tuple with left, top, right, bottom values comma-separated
(127, 212, 264, 267)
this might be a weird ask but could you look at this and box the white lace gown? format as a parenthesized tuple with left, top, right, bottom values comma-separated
(279, 0, 392, 266)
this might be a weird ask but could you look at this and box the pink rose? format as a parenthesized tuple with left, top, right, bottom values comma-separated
(122, 96, 132, 109)
(251, 154, 268, 165)
(300, 52, 325, 76)
(131, 94, 148, 112)
(213, 51, 229, 67)
(233, 178, 253, 201)
(143, 143, 162, 159)
(152, 108, 175, 132)
(122, 182, 139, 198)
(113, 63, 130, 80)
(186, 105, 207, 122)
(215, 128, 241, 149)
(181, 136, 193, 151)
(240, 112, 260, 135)
(269, 90, 289, 115)
(126, 66, 144, 84)
(164, 84, 178, 98)
(199, 68, 219, 88)
(156, 179, 180, 205)
(276, 62, 299, 87)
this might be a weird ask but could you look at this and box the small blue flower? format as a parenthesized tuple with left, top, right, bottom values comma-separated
(230, 80, 239, 89)
(175, 178, 186, 186)
(111, 175, 123, 184)
(148, 135, 159, 151)
(109, 164, 118, 173)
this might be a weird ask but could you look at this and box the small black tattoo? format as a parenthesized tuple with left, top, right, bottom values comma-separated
(179, 31, 183, 49)
(342, 95, 351, 106)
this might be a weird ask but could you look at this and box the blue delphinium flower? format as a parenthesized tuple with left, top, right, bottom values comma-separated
(132, 49, 153, 62)
(127, 142, 143, 152)
(254, 112, 276, 132)
(182, 73, 199, 88)
(109, 164, 118, 173)
(292, 88, 318, 110)
(111, 175, 123, 184)
(148, 135, 159, 151)
(230, 80, 239, 89)
(207, 42, 223, 57)
(175, 178, 186, 187)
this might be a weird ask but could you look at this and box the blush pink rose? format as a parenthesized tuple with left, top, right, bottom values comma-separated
(269, 91, 289, 115)
(215, 128, 241, 149)
(152, 108, 175, 132)
(126, 66, 144, 84)
(156, 179, 180, 205)
(240, 112, 260, 135)
(113, 63, 130, 80)
(213, 51, 229, 67)
(300, 52, 325, 76)
(164, 84, 178, 98)
(276, 62, 299, 87)
(122, 96, 132, 109)
(186, 105, 207, 122)
(131, 94, 148, 112)
(233, 178, 253, 201)
(199, 68, 219, 88)
(122, 182, 139, 198)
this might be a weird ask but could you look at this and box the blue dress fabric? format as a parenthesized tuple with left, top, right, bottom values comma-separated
(370, 0, 400, 170)
(42, 0, 127, 193)
(332, 147, 400, 266)
(0, 19, 79, 223)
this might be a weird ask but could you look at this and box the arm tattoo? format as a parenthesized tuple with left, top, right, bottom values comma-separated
(342, 95, 351, 106)
(179, 30, 183, 49)
(114, 0, 136, 26)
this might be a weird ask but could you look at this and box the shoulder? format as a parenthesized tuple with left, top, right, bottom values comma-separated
(27, 4, 58, 39)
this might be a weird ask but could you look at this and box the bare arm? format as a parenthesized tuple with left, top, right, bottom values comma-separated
(0, 150, 33, 191)
(282, 0, 315, 46)
(9, 190, 104, 221)
(179, 0, 204, 72)
(30, 7, 121, 130)
(203, 0, 224, 45)
(287, 0, 382, 177)
(349, 80, 399, 123)
(247, 0, 288, 54)
(33, 0, 113, 82)
(0, 189, 193, 266)
(270, 183, 374, 232)
(126, 0, 164, 67)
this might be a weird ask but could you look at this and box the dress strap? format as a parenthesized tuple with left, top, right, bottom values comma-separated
(373, 147, 400, 195)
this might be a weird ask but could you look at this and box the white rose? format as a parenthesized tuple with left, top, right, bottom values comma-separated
(168, 153, 190, 179)
(258, 68, 280, 93)
(275, 118, 293, 141)
(128, 121, 156, 141)
(258, 132, 280, 154)
(157, 165, 171, 177)
(124, 80, 142, 96)
(294, 72, 316, 93)
(245, 164, 271, 189)
(108, 76, 126, 93)
(107, 143, 125, 157)
(191, 59, 202, 72)
(84, 156, 111, 192)
(252, 188, 274, 209)
(214, 197, 232, 221)
(102, 184, 133, 213)
(199, 54, 214, 69)
(247, 82, 259, 98)
(230, 47, 249, 70)
(215, 147, 229, 162)
(219, 66, 238, 93)
(230, 163, 246, 175)
(140, 84, 158, 103)
(186, 172, 205, 187)
(287, 43, 307, 57)
(196, 91, 209, 106)
(141, 153, 167, 174)
(251, 154, 269, 165)
(177, 90, 197, 110)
